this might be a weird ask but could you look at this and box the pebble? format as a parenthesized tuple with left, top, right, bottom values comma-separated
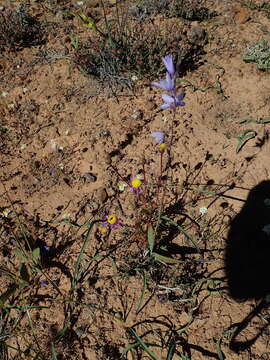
(82, 173, 97, 182)
(99, 129, 110, 137)
(144, 101, 155, 111)
(104, 154, 111, 165)
(95, 187, 108, 203)
(131, 109, 143, 120)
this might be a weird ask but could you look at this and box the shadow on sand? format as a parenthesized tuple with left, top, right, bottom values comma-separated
(225, 180, 270, 352)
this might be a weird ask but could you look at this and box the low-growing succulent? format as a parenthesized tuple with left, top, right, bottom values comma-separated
(243, 39, 270, 71)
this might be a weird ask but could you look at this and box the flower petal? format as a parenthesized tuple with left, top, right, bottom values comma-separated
(152, 73, 175, 91)
(150, 131, 165, 144)
(162, 55, 175, 77)
(161, 93, 175, 104)
(160, 103, 172, 110)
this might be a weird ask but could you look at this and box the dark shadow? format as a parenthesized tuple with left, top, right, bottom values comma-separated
(225, 180, 270, 351)
(226, 180, 270, 300)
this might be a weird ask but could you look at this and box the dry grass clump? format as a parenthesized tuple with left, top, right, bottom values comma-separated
(0, 5, 45, 51)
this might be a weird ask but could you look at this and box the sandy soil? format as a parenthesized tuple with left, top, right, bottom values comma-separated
(1, 0, 270, 359)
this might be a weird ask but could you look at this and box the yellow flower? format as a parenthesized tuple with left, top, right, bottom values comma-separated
(107, 215, 118, 225)
(159, 143, 166, 151)
(131, 178, 142, 188)
(100, 226, 108, 234)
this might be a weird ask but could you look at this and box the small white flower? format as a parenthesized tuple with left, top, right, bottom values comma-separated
(199, 207, 208, 216)
(131, 75, 138, 82)
(118, 183, 127, 192)
(262, 224, 270, 235)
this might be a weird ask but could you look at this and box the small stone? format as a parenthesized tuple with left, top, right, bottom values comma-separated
(106, 188, 116, 197)
(233, 4, 250, 24)
(144, 101, 155, 111)
(99, 129, 110, 137)
(104, 154, 111, 165)
(82, 173, 97, 182)
(131, 109, 143, 120)
(87, 200, 99, 212)
(95, 187, 108, 203)
(189, 26, 207, 45)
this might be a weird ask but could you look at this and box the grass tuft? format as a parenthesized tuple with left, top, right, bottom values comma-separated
(0, 5, 45, 51)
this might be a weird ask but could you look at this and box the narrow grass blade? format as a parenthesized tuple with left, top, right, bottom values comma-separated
(258, 117, 270, 124)
(238, 117, 255, 124)
(236, 129, 257, 153)
(71, 221, 95, 291)
(51, 342, 58, 360)
(152, 252, 181, 264)
(128, 328, 157, 360)
(216, 338, 225, 360)
(147, 225, 155, 254)
(166, 339, 176, 360)
(136, 272, 147, 314)
(160, 216, 201, 253)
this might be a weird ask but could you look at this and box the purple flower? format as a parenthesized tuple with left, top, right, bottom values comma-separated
(150, 131, 165, 144)
(40, 280, 49, 286)
(162, 55, 176, 78)
(160, 93, 185, 110)
(152, 72, 175, 92)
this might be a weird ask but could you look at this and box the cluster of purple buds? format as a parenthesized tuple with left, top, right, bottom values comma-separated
(152, 55, 185, 110)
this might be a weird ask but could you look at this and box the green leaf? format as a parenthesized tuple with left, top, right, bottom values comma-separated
(51, 342, 58, 360)
(216, 338, 225, 360)
(128, 328, 157, 360)
(32, 248, 40, 262)
(136, 273, 147, 314)
(166, 339, 176, 360)
(13, 249, 28, 263)
(258, 117, 270, 124)
(236, 129, 257, 153)
(147, 226, 155, 254)
(152, 252, 181, 264)
(238, 117, 256, 124)
(160, 216, 201, 253)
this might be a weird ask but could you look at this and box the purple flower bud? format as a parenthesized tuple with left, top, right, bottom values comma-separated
(150, 131, 165, 144)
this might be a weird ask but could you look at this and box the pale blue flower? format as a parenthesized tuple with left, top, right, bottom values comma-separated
(160, 93, 185, 110)
(150, 131, 165, 144)
(162, 55, 176, 78)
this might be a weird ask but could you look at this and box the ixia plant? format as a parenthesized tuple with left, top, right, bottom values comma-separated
(99, 55, 192, 258)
